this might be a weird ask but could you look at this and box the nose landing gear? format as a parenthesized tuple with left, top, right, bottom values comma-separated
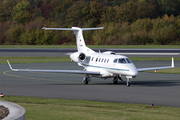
(126, 78, 131, 87)
(126, 76, 132, 87)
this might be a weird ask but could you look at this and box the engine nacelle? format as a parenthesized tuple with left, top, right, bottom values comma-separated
(70, 52, 86, 63)
(78, 53, 86, 61)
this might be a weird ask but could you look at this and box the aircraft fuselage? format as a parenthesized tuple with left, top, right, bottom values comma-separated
(70, 52, 138, 78)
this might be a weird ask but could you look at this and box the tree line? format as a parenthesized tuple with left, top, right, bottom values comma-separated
(0, 0, 180, 45)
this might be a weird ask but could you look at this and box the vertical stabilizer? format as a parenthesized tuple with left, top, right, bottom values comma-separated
(42, 27, 104, 53)
(72, 27, 89, 53)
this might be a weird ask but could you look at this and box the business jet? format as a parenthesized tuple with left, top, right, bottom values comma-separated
(7, 27, 175, 87)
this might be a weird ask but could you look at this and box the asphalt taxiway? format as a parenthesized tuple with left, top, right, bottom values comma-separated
(1, 61, 180, 107)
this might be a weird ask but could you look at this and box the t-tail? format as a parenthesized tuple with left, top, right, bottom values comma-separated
(42, 27, 104, 53)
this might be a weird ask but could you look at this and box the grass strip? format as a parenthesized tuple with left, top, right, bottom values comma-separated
(1, 96, 180, 120)
(1, 45, 180, 48)
(0, 56, 71, 64)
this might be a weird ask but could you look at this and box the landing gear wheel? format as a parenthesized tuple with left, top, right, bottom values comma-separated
(84, 78, 89, 84)
(114, 81, 118, 84)
(127, 82, 130, 87)
(113, 76, 118, 84)
(82, 75, 91, 85)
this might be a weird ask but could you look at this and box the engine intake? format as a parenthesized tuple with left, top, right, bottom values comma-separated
(78, 53, 86, 61)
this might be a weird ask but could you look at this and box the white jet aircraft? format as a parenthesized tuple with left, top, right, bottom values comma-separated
(7, 27, 175, 86)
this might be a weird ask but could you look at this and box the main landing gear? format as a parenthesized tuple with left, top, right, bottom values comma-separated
(113, 75, 132, 87)
(82, 74, 132, 87)
(113, 75, 123, 84)
(82, 75, 91, 84)
(113, 76, 118, 84)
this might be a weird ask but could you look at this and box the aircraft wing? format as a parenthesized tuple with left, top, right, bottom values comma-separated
(7, 60, 100, 75)
(137, 57, 175, 72)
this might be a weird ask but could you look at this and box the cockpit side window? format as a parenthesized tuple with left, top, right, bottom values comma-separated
(113, 59, 118, 63)
(99, 58, 101, 62)
(126, 58, 132, 63)
(104, 59, 106, 63)
(118, 58, 126, 63)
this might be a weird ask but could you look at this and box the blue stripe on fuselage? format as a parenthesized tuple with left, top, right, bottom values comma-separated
(82, 64, 129, 71)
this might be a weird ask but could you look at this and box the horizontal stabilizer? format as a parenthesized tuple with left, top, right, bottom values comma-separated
(42, 27, 78, 31)
(42, 27, 104, 31)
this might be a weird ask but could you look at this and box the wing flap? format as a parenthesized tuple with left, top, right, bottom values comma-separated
(7, 60, 100, 75)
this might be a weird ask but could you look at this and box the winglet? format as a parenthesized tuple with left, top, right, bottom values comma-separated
(172, 57, 174, 67)
(7, 60, 13, 70)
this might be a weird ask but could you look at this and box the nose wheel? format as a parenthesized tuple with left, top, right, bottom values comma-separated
(126, 77, 132, 87)
(127, 81, 130, 87)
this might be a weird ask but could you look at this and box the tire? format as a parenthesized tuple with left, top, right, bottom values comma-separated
(84, 78, 88, 84)
(114, 81, 118, 84)
(127, 82, 130, 87)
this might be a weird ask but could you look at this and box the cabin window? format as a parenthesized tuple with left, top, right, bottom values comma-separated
(126, 58, 132, 63)
(91, 57, 94, 61)
(101, 58, 104, 62)
(118, 58, 126, 63)
(96, 58, 98, 62)
(113, 59, 118, 63)
(104, 59, 106, 63)
(99, 58, 101, 62)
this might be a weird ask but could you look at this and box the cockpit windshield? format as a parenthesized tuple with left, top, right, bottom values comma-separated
(118, 58, 126, 63)
(126, 58, 132, 63)
(113, 58, 132, 64)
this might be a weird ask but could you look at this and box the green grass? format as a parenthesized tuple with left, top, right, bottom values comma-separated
(1, 96, 180, 120)
(0, 45, 180, 48)
(0, 56, 71, 64)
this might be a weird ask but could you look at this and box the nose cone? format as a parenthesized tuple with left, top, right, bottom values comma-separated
(131, 69, 138, 77)
(130, 65, 138, 77)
